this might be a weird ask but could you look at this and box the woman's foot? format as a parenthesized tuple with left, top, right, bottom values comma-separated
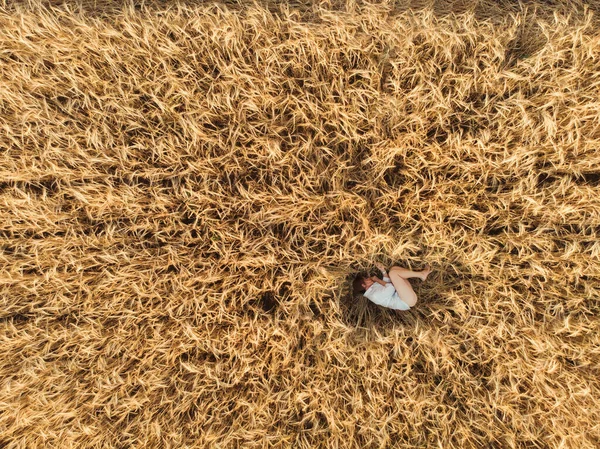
(420, 265, 431, 281)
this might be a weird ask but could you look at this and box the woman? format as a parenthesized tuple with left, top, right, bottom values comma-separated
(353, 262, 431, 311)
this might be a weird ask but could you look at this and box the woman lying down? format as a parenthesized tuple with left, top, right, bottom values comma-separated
(353, 262, 431, 311)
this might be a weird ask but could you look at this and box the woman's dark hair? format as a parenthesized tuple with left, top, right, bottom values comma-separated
(352, 274, 368, 295)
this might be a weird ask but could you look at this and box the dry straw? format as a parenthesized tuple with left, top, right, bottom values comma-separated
(1, 0, 600, 447)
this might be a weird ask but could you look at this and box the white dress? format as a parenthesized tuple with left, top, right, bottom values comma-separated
(363, 276, 411, 310)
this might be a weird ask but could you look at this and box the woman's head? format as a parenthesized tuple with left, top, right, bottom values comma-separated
(353, 274, 374, 294)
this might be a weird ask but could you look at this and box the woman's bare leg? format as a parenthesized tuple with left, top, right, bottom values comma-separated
(389, 265, 431, 281)
(388, 271, 418, 307)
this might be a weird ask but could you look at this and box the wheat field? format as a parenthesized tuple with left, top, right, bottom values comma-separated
(1, 0, 599, 447)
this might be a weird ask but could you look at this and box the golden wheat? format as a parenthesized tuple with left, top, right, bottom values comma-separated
(1, 0, 600, 447)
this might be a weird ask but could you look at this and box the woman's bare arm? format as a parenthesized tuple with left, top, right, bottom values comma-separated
(370, 276, 387, 286)
(375, 262, 388, 278)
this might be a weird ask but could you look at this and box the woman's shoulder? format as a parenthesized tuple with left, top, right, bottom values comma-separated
(364, 282, 387, 297)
